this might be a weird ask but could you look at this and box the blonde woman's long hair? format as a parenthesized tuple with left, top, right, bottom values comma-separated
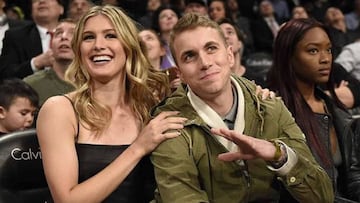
(65, 5, 169, 135)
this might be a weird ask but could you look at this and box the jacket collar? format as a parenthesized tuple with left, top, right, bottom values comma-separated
(152, 76, 266, 132)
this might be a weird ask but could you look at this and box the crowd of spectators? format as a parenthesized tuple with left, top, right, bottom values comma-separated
(2, 0, 360, 84)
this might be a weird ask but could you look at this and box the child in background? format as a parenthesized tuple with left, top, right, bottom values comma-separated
(0, 78, 39, 135)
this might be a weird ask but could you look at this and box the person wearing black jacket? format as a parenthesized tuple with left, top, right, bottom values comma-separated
(268, 18, 360, 201)
(0, 0, 64, 79)
(0, 0, 30, 55)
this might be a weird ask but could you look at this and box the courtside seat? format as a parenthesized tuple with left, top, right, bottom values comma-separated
(244, 52, 273, 88)
(0, 128, 51, 203)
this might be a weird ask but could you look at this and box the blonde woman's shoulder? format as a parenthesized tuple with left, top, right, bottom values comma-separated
(37, 94, 78, 140)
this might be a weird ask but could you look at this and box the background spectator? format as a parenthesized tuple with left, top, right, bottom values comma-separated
(4, 4, 25, 20)
(335, 40, 360, 81)
(291, 5, 309, 19)
(251, 0, 282, 54)
(287, 5, 360, 109)
(345, 0, 360, 30)
(218, 18, 246, 77)
(302, 0, 330, 22)
(23, 19, 75, 107)
(139, 28, 182, 90)
(225, 0, 254, 55)
(67, 0, 93, 21)
(0, 0, 29, 55)
(267, 18, 360, 201)
(0, 0, 64, 79)
(270, 0, 291, 22)
(152, 5, 181, 70)
(138, 0, 162, 29)
(184, 0, 208, 16)
(208, 0, 232, 22)
(0, 78, 38, 135)
(324, 6, 359, 58)
(139, 28, 166, 71)
(208, 0, 254, 57)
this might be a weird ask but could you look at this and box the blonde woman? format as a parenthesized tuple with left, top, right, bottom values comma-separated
(36, 5, 186, 202)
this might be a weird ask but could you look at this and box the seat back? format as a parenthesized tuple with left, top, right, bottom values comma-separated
(0, 129, 51, 203)
(244, 52, 273, 87)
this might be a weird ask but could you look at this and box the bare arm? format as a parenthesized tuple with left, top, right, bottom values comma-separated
(37, 96, 186, 203)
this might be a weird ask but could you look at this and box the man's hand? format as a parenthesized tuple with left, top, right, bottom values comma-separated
(334, 80, 354, 108)
(211, 128, 281, 162)
(33, 49, 55, 70)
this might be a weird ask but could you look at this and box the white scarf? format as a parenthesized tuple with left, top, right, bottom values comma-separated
(187, 77, 245, 152)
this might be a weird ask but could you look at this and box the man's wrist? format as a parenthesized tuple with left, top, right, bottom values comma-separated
(31, 57, 41, 72)
(267, 141, 288, 169)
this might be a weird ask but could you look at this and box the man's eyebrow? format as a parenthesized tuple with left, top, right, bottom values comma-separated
(204, 41, 220, 47)
(180, 49, 194, 58)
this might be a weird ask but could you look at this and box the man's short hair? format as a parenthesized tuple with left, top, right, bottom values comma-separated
(58, 17, 76, 25)
(169, 13, 226, 64)
(0, 79, 39, 110)
(217, 18, 245, 44)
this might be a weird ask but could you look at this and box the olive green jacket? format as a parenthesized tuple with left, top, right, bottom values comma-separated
(150, 76, 334, 203)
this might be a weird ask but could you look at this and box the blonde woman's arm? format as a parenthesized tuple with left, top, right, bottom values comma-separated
(37, 96, 186, 203)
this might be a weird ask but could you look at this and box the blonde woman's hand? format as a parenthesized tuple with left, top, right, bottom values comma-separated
(170, 78, 182, 90)
(132, 111, 187, 156)
(255, 85, 276, 100)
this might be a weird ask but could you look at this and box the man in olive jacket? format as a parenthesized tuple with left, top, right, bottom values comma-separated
(150, 13, 333, 203)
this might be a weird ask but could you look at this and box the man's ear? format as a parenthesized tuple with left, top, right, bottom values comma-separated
(0, 106, 6, 119)
(59, 4, 64, 16)
(175, 66, 185, 82)
(227, 46, 235, 68)
(174, 66, 180, 76)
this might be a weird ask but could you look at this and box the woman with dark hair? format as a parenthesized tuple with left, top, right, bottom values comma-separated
(209, 0, 254, 57)
(288, 6, 360, 109)
(267, 18, 360, 201)
(138, 28, 182, 90)
(138, 29, 166, 71)
(151, 5, 181, 70)
(208, 0, 232, 22)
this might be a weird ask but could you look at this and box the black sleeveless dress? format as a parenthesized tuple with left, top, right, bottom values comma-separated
(61, 96, 155, 202)
(76, 143, 156, 203)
